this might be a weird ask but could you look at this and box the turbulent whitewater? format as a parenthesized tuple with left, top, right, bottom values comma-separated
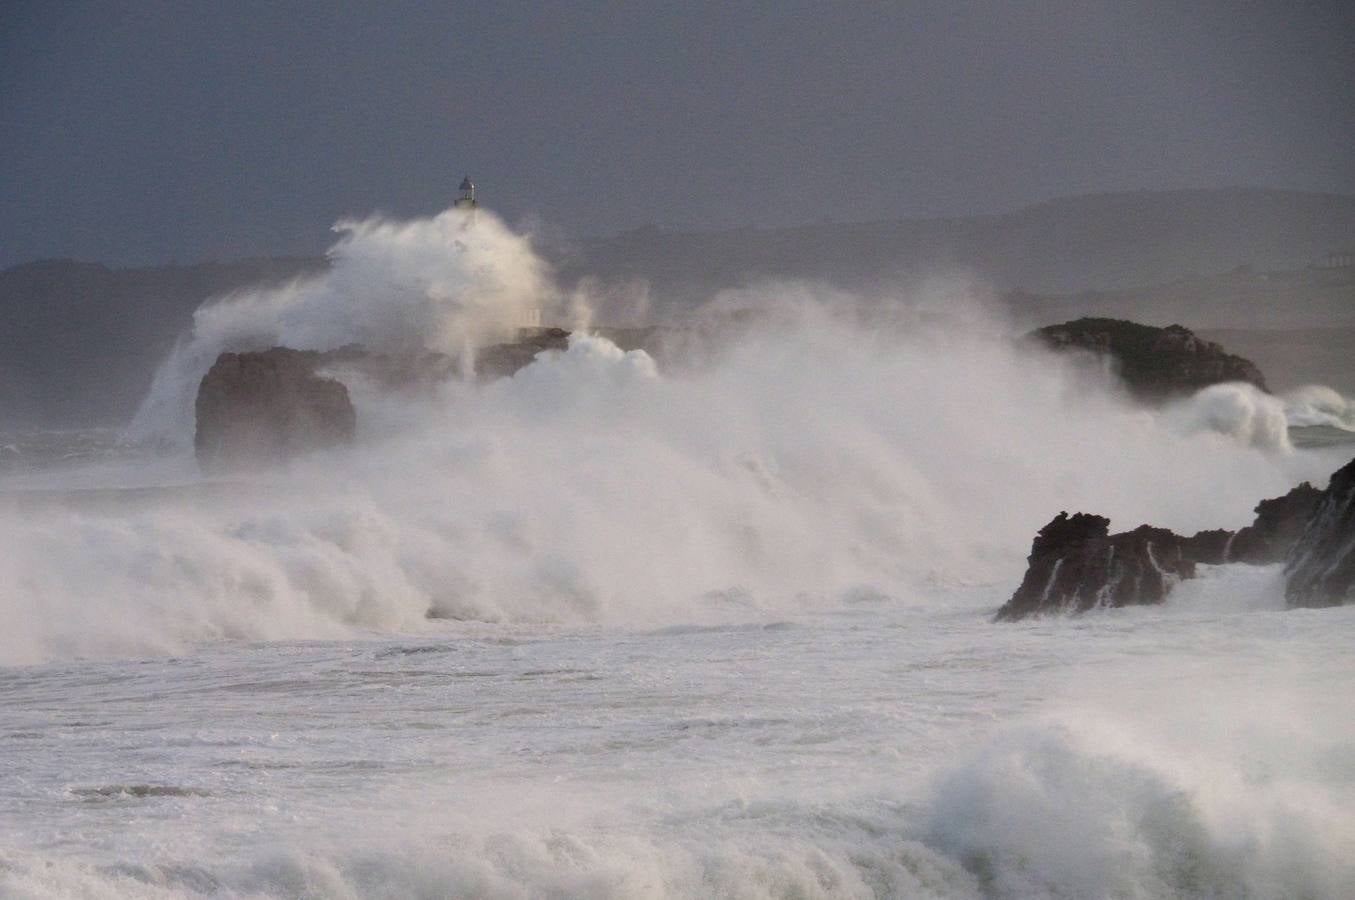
(2, 207, 1353, 898)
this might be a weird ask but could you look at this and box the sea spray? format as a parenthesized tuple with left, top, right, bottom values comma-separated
(1164, 382, 1295, 452)
(1, 317, 1340, 663)
(2, 207, 1344, 664)
(1283, 384, 1355, 431)
(127, 207, 555, 448)
(2, 206, 1348, 664)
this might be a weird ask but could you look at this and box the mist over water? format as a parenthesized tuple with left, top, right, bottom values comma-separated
(3, 207, 1354, 898)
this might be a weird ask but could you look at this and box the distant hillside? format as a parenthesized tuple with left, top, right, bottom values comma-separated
(552, 188, 1355, 308)
(1006, 265, 1355, 331)
(0, 257, 324, 429)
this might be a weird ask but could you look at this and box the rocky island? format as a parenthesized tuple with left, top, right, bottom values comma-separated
(1030, 317, 1268, 401)
(195, 348, 356, 472)
(192, 327, 665, 471)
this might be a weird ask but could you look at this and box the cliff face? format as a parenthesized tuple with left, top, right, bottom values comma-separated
(1031, 318, 1268, 401)
(1285, 458, 1355, 608)
(194, 348, 356, 472)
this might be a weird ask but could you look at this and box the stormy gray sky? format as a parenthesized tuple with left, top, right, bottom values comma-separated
(2, 1, 1352, 267)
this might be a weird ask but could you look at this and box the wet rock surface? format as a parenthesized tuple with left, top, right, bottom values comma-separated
(994, 513, 1197, 621)
(997, 469, 1336, 621)
(1285, 457, 1355, 608)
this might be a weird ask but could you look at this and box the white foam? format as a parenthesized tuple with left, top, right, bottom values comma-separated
(1283, 384, 1355, 431)
(127, 207, 553, 448)
(3, 603, 1353, 899)
(4, 208, 1347, 665)
(1164, 382, 1294, 452)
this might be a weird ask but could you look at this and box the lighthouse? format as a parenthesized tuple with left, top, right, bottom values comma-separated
(454, 175, 477, 212)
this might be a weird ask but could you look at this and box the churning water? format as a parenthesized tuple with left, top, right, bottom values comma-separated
(2, 208, 1353, 898)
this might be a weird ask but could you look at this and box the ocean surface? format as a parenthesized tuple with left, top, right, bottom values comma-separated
(4, 213, 1355, 897)
(1, 557, 1352, 898)
(3, 416, 1354, 899)
(0, 558, 1349, 894)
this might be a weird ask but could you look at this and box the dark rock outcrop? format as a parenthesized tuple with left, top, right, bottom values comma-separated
(1285, 457, 1355, 608)
(193, 329, 573, 470)
(195, 348, 356, 471)
(997, 477, 1329, 621)
(994, 513, 1198, 621)
(193, 328, 664, 470)
(1180, 528, 1235, 565)
(1030, 317, 1268, 401)
(1228, 482, 1323, 564)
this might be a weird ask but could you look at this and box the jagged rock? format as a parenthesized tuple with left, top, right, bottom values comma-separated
(994, 513, 1197, 621)
(1031, 317, 1268, 401)
(1285, 457, 1355, 608)
(1028, 511, 1111, 561)
(1181, 528, 1234, 565)
(1227, 482, 1323, 564)
(476, 327, 571, 381)
(195, 348, 356, 471)
(997, 473, 1333, 620)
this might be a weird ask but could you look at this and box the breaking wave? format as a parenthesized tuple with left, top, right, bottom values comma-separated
(1164, 382, 1294, 452)
(5, 697, 1352, 899)
(0, 208, 1347, 665)
(1283, 384, 1355, 431)
(127, 208, 556, 447)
